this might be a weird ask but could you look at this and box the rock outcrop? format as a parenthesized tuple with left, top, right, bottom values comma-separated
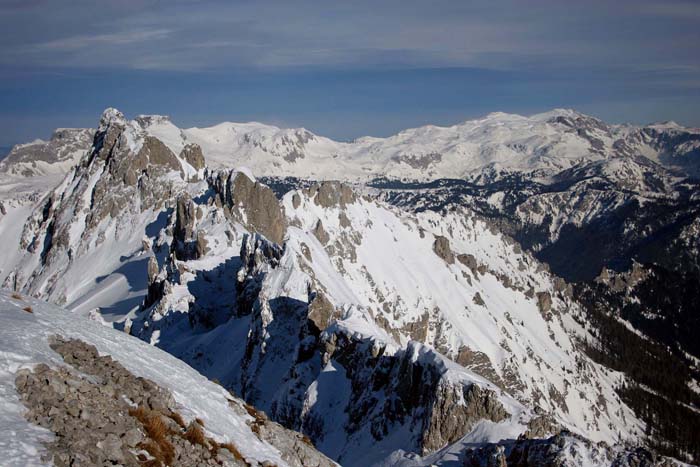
(179, 143, 206, 171)
(433, 235, 455, 264)
(460, 431, 681, 467)
(16, 335, 337, 467)
(16, 336, 246, 466)
(306, 181, 357, 208)
(423, 381, 508, 453)
(210, 170, 287, 244)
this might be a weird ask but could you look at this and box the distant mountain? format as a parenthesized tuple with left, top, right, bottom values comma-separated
(0, 128, 93, 178)
(2, 109, 698, 183)
(137, 108, 700, 181)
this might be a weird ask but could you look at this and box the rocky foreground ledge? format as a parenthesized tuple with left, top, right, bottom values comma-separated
(15, 335, 334, 467)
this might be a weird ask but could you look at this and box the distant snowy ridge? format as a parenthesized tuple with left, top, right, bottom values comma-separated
(139, 108, 700, 180)
(0, 128, 93, 178)
(1, 107, 698, 184)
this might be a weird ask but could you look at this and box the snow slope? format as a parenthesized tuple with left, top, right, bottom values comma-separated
(0, 289, 307, 467)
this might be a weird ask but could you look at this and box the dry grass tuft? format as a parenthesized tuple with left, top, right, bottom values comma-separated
(168, 411, 186, 429)
(145, 414, 170, 443)
(137, 439, 170, 467)
(22, 306, 33, 313)
(243, 402, 267, 437)
(130, 405, 260, 466)
(130, 407, 175, 466)
(11, 292, 22, 300)
(243, 403, 257, 418)
(300, 433, 314, 446)
(219, 441, 249, 464)
(183, 422, 207, 448)
(243, 402, 266, 423)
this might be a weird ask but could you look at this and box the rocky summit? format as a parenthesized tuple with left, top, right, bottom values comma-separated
(0, 108, 698, 467)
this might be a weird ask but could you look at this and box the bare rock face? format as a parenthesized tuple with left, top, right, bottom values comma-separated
(522, 414, 560, 439)
(595, 261, 651, 293)
(196, 230, 210, 258)
(433, 235, 455, 264)
(458, 253, 487, 275)
(422, 382, 508, 453)
(313, 219, 330, 245)
(112, 136, 181, 186)
(140, 136, 181, 172)
(306, 181, 357, 208)
(179, 143, 205, 171)
(307, 290, 335, 331)
(248, 415, 336, 467)
(338, 211, 351, 228)
(460, 431, 680, 467)
(536, 291, 552, 314)
(173, 194, 199, 260)
(147, 256, 159, 284)
(210, 171, 287, 244)
(144, 256, 164, 309)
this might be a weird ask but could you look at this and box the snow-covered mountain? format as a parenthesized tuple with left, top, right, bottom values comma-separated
(139, 109, 700, 181)
(0, 128, 93, 178)
(0, 107, 697, 465)
(1, 108, 697, 196)
(0, 128, 93, 285)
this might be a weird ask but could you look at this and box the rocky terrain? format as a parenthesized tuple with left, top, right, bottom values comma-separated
(1, 290, 336, 467)
(0, 107, 698, 466)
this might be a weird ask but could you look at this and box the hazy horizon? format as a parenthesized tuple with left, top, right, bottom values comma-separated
(1, 0, 699, 146)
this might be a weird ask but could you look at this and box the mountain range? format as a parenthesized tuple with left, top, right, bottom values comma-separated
(0, 108, 697, 466)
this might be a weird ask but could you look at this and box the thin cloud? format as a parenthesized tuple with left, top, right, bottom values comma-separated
(30, 28, 172, 51)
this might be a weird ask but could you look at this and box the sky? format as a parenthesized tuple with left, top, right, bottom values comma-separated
(0, 0, 699, 146)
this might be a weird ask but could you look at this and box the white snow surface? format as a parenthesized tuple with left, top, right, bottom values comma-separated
(0, 289, 293, 467)
(137, 109, 700, 181)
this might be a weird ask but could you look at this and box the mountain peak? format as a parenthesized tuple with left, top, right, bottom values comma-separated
(135, 114, 172, 128)
(98, 107, 127, 130)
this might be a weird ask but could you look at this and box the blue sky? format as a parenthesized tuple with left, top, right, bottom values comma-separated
(1, 0, 699, 145)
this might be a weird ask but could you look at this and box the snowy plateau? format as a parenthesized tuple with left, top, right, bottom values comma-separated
(0, 108, 698, 467)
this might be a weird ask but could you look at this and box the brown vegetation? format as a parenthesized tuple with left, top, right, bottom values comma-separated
(218, 441, 252, 466)
(168, 411, 186, 429)
(129, 406, 175, 466)
(183, 422, 207, 448)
